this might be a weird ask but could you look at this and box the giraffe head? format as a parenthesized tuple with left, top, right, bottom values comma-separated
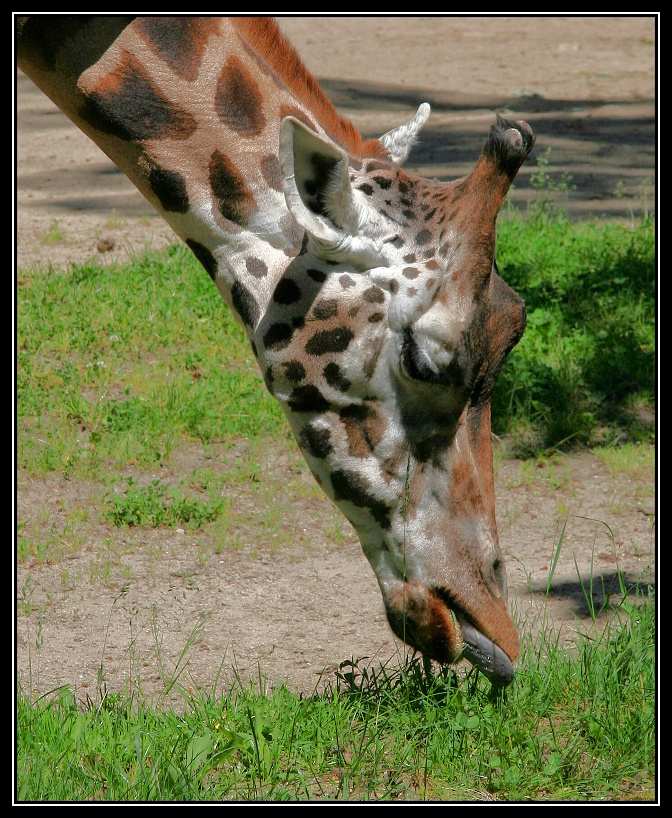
(255, 110, 534, 685)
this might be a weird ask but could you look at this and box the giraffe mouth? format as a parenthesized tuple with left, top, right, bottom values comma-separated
(456, 616, 515, 687)
(433, 588, 516, 686)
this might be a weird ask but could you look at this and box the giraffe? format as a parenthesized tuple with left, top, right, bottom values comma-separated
(16, 16, 535, 686)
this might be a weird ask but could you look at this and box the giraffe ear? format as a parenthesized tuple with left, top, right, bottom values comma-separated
(279, 116, 364, 242)
(379, 103, 430, 165)
(279, 116, 391, 269)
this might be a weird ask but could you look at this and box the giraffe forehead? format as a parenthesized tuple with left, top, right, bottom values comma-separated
(354, 165, 457, 238)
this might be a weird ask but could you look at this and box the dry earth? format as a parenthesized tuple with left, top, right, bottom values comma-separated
(15, 16, 657, 706)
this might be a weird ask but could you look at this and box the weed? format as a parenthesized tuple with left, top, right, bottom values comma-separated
(40, 219, 64, 245)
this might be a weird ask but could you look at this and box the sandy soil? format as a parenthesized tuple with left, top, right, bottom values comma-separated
(15, 16, 656, 705)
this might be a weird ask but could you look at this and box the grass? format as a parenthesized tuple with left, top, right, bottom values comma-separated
(493, 212, 655, 454)
(16, 579, 655, 801)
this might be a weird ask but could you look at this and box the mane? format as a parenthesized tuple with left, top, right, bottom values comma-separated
(231, 17, 389, 160)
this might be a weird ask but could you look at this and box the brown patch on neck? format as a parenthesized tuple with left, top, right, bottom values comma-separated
(231, 17, 389, 161)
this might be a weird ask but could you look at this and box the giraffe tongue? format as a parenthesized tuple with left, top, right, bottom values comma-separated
(458, 618, 515, 687)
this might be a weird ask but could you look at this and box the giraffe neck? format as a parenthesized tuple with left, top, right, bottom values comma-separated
(16, 16, 387, 329)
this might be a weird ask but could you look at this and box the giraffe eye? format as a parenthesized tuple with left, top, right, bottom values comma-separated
(401, 327, 468, 390)
(401, 328, 444, 384)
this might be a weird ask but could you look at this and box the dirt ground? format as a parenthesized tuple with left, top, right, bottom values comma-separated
(15, 16, 657, 705)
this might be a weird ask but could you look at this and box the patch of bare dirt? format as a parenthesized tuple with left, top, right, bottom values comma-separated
(15, 16, 656, 704)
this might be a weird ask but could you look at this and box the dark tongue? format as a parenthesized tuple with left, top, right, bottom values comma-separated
(459, 619, 515, 686)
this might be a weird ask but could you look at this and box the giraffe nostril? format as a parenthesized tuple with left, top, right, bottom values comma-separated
(490, 556, 508, 602)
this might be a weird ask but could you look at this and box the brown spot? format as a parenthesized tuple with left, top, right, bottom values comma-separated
(231, 280, 260, 328)
(312, 299, 338, 320)
(263, 322, 293, 350)
(403, 267, 419, 280)
(232, 18, 388, 160)
(363, 335, 385, 380)
(246, 257, 268, 279)
(339, 274, 356, 289)
(373, 175, 392, 189)
(362, 286, 385, 303)
(330, 469, 391, 529)
(323, 362, 351, 392)
(215, 55, 266, 136)
(305, 327, 354, 356)
(186, 239, 217, 281)
(283, 361, 306, 382)
(80, 50, 197, 142)
(288, 384, 330, 413)
(340, 403, 387, 458)
(279, 214, 305, 251)
(136, 17, 220, 81)
(209, 150, 258, 226)
(415, 229, 432, 245)
(149, 165, 189, 213)
(300, 423, 333, 459)
(381, 444, 408, 483)
(273, 278, 302, 304)
(307, 268, 327, 283)
(260, 154, 282, 191)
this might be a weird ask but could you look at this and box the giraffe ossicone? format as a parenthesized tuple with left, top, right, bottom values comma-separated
(17, 16, 536, 686)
